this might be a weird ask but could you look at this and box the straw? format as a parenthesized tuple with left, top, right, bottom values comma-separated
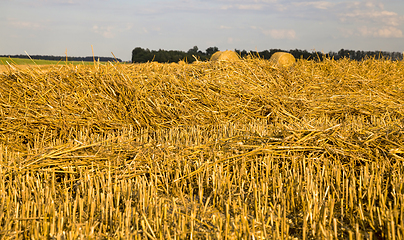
(0, 56, 403, 238)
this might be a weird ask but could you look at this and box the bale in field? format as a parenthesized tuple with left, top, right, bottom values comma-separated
(210, 51, 223, 61)
(269, 52, 296, 67)
(210, 50, 240, 61)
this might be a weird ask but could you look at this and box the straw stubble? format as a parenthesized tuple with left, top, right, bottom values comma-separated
(0, 56, 403, 238)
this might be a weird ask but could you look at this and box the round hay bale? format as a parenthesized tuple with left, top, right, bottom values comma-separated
(210, 51, 223, 61)
(269, 52, 296, 67)
(210, 50, 240, 61)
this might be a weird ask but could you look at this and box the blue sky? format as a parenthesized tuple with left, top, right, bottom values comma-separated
(1, 0, 403, 61)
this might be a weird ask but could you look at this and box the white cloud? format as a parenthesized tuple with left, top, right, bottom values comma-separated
(215, 0, 278, 11)
(262, 29, 296, 39)
(219, 3, 264, 11)
(358, 26, 403, 38)
(140, 26, 162, 34)
(124, 23, 133, 31)
(338, 27, 354, 38)
(219, 25, 232, 29)
(220, 5, 231, 10)
(252, 25, 296, 39)
(377, 27, 403, 38)
(292, 1, 335, 10)
(92, 25, 115, 38)
(336, 1, 404, 39)
(236, 4, 263, 10)
(8, 19, 44, 30)
(341, 25, 403, 38)
(343, 10, 398, 20)
(57, 0, 78, 4)
(25, 0, 87, 7)
(214, 0, 276, 3)
(339, 2, 404, 27)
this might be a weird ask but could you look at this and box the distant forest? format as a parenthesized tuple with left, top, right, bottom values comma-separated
(0, 55, 122, 62)
(132, 46, 404, 63)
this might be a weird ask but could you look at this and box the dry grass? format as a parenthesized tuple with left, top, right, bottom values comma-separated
(0, 64, 54, 73)
(0, 57, 404, 239)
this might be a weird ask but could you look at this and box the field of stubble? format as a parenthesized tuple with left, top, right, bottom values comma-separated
(0, 57, 404, 239)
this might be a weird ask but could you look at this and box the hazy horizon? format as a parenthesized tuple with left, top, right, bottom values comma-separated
(1, 0, 403, 61)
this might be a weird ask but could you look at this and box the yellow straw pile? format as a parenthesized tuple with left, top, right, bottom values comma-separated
(0, 56, 404, 238)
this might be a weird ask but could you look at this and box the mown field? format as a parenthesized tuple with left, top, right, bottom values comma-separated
(0, 57, 403, 239)
(0, 57, 109, 73)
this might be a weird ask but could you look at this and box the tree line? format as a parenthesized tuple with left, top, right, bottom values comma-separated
(0, 54, 122, 62)
(131, 46, 216, 63)
(132, 46, 403, 63)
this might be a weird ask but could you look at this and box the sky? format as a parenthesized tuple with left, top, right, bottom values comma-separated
(1, 0, 403, 61)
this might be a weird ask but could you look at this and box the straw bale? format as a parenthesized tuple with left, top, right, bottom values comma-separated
(269, 52, 296, 67)
(210, 50, 240, 61)
(210, 51, 223, 61)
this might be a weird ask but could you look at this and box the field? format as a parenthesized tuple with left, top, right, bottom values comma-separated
(0, 56, 404, 239)
(0, 57, 106, 73)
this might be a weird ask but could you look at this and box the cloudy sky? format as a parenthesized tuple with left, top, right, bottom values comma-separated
(1, 0, 403, 61)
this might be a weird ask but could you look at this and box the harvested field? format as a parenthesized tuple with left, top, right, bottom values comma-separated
(0, 64, 34, 73)
(0, 64, 59, 73)
(0, 57, 404, 239)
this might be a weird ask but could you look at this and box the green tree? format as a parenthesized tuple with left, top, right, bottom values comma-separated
(206, 47, 219, 56)
(187, 46, 199, 55)
(132, 47, 152, 63)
